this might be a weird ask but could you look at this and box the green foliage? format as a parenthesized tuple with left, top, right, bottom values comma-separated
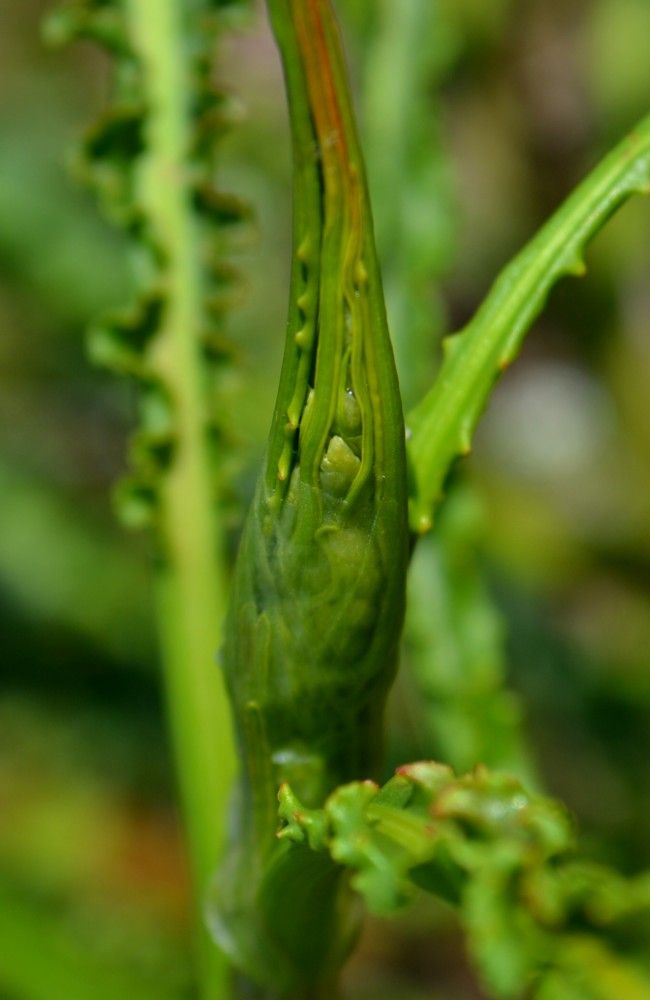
(45, 0, 248, 529)
(213, 3, 650, 995)
(280, 761, 650, 999)
(212, 8, 650, 997)
(407, 115, 650, 532)
(24, 0, 649, 996)
(405, 488, 536, 782)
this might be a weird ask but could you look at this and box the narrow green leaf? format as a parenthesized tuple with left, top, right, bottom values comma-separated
(407, 116, 650, 533)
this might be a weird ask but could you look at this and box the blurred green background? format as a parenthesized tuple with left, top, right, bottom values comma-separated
(1, 0, 649, 996)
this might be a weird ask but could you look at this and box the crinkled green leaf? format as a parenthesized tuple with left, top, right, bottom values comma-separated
(280, 761, 650, 998)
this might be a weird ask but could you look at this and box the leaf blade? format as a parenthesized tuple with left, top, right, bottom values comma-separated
(407, 116, 650, 533)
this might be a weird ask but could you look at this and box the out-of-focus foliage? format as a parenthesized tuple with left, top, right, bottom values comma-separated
(279, 762, 650, 998)
(1, 0, 649, 996)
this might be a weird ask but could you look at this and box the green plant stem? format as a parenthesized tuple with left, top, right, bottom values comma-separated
(125, 1, 236, 996)
(407, 114, 650, 533)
